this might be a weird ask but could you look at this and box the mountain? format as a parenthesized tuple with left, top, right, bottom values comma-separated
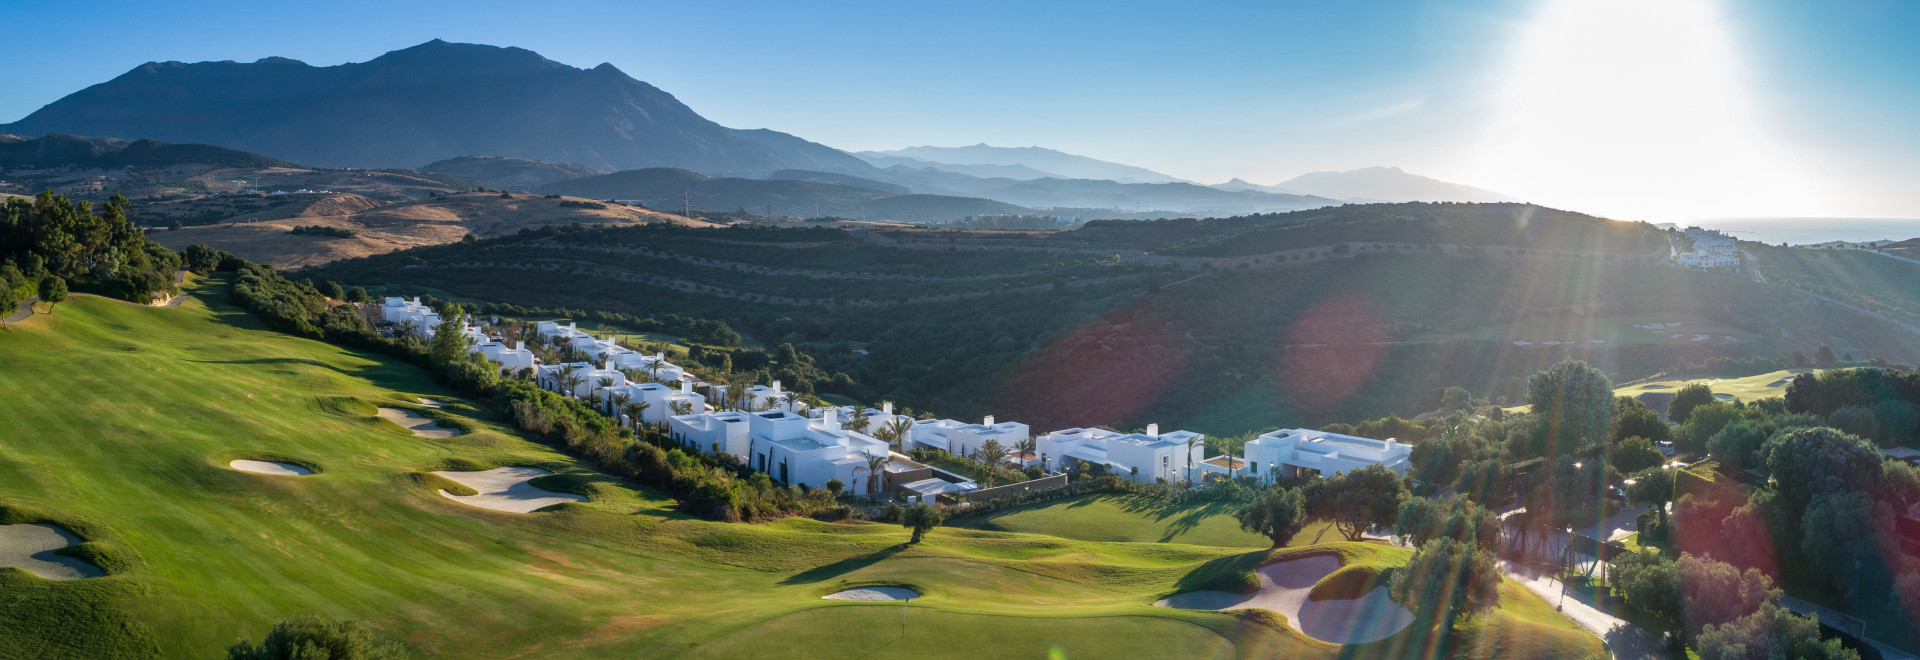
(1212, 178, 1302, 195)
(981, 178, 1339, 215)
(420, 156, 603, 191)
(1254, 167, 1516, 204)
(536, 168, 1031, 222)
(764, 169, 911, 195)
(863, 144, 1184, 184)
(852, 153, 1064, 180)
(0, 133, 299, 170)
(1, 40, 873, 176)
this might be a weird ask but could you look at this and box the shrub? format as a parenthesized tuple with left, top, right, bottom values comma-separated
(227, 615, 410, 659)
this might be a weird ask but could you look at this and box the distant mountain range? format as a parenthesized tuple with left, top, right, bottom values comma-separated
(858, 144, 1185, 184)
(536, 168, 1030, 222)
(0, 134, 299, 170)
(0, 40, 868, 176)
(1214, 167, 1516, 204)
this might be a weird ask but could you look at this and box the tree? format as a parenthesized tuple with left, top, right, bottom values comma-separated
(1613, 436, 1666, 474)
(1707, 418, 1773, 472)
(321, 281, 345, 300)
(900, 503, 943, 543)
(1305, 464, 1410, 542)
(1527, 359, 1615, 455)
(864, 453, 888, 497)
(1626, 467, 1676, 516)
(623, 400, 649, 432)
(1237, 486, 1307, 548)
(1613, 397, 1673, 445)
(825, 478, 844, 497)
(227, 615, 410, 659)
(1187, 433, 1206, 485)
(973, 438, 1008, 468)
(1815, 345, 1839, 365)
(882, 417, 914, 451)
(1393, 494, 1499, 549)
(0, 284, 16, 328)
(1696, 603, 1857, 660)
(428, 307, 471, 366)
(1611, 550, 1683, 627)
(848, 406, 871, 433)
(1669, 383, 1716, 426)
(1680, 553, 1780, 640)
(1825, 405, 1880, 444)
(346, 286, 371, 303)
(1387, 538, 1500, 635)
(37, 276, 67, 315)
(1676, 401, 1742, 454)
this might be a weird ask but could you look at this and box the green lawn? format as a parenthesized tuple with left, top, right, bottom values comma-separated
(949, 493, 1346, 548)
(0, 282, 1604, 659)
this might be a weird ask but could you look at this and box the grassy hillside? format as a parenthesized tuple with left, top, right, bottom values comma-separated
(538, 167, 1033, 222)
(300, 213, 1920, 435)
(0, 281, 1601, 659)
(948, 493, 1346, 548)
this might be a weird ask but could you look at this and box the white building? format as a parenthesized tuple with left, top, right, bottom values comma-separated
(906, 416, 1029, 461)
(611, 380, 707, 425)
(1678, 227, 1741, 270)
(536, 321, 688, 383)
(809, 403, 906, 439)
(667, 410, 753, 457)
(1038, 424, 1206, 484)
(380, 297, 441, 337)
(1241, 428, 1413, 483)
(474, 339, 537, 374)
(745, 381, 804, 413)
(538, 361, 629, 399)
(745, 408, 892, 492)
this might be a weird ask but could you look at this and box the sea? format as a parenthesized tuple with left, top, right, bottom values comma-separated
(1691, 217, 1920, 246)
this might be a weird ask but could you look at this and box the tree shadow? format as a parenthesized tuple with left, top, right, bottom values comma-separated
(1172, 548, 1272, 594)
(778, 544, 906, 585)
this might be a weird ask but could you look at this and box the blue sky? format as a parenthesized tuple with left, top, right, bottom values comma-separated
(2, 0, 1914, 219)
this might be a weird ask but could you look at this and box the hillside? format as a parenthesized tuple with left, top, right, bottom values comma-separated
(2, 40, 871, 175)
(150, 192, 711, 268)
(300, 203, 1920, 434)
(0, 284, 1600, 659)
(863, 144, 1185, 184)
(537, 168, 1032, 222)
(0, 134, 299, 170)
(420, 155, 603, 191)
(1269, 167, 1517, 204)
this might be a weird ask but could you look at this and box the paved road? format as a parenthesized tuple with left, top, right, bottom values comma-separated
(1501, 560, 1667, 659)
(2, 295, 38, 324)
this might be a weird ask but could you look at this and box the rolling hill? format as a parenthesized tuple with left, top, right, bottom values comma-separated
(1216, 167, 1516, 204)
(537, 168, 1032, 222)
(0, 134, 300, 170)
(420, 155, 604, 191)
(149, 191, 711, 268)
(1, 40, 871, 176)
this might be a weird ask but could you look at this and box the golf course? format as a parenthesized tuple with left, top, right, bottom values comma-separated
(0, 279, 1606, 659)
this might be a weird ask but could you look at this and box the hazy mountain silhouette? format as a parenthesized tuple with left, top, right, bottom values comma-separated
(0, 133, 300, 170)
(863, 144, 1184, 184)
(2, 40, 871, 176)
(1223, 167, 1516, 203)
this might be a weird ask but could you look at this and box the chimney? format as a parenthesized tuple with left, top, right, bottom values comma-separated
(983, 415, 995, 426)
(1146, 423, 1159, 437)
(772, 380, 782, 393)
(603, 360, 613, 372)
(656, 351, 665, 362)
(822, 408, 839, 431)
(515, 341, 525, 351)
(882, 402, 893, 415)
(680, 380, 691, 394)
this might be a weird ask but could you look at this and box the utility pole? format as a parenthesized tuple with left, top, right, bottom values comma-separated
(682, 186, 691, 219)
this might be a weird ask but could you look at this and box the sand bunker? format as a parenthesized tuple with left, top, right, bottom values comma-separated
(229, 459, 312, 476)
(431, 467, 586, 513)
(0, 524, 105, 580)
(416, 398, 444, 408)
(824, 587, 920, 601)
(378, 407, 464, 438)
(1714, 393, 1736, 401)
(1767, 379, 1789, 387)
(1156, 555, 1414, 645)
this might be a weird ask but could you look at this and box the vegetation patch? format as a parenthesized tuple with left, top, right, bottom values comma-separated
(313, 395, 376, 418)
(1307, 561, 1391, 601)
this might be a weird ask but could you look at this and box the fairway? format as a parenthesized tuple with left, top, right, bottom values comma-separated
(0, 282, 1604, 659)
(950, 493, 1346, 548)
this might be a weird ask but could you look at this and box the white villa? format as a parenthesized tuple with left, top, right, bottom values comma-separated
(745, 408, 892, 492)
(474, 338, 537, 374)
(1241, 428, 1413, 482)
(607, 380, 707, 425)
(667, 410, 753, 456)
(745, 381, 805, 412)
(536, 320, 688, 383)
(1678, 227, 1741, 271)
(906, 416, 1029, 460)
(809, 402, 907, 439)
(1038, 424, 1206, 484)
(380, 297, 441, 337)
(538, 361, 629, 398)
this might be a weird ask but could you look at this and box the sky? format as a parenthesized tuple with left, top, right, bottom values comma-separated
(1, 0, 1915, 221)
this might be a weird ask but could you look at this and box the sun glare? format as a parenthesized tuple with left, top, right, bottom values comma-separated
(1464, 0, 1823, 221)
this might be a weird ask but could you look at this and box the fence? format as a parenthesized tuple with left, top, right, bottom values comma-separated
(955, 473, 1069, 503)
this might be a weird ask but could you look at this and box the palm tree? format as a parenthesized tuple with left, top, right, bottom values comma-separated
(1015, 436, 1038, 467)
(558, 371, 585, 398)
(594, 376, 616, 413)
(610, 391, 632, 423)
(849, 406, 872, 434)
(974, 439, 1009, 470)
(671, 400, 693, 416)
(1187, 434, 1207, 486)
(883, 417, 914, 452)
(865, 453, 889, 499)
(624, 400, 650, 432)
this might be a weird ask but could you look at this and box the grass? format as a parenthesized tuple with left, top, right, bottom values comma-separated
(0, 281, 1606, 659)
(949, 492, 1352, 549)
(1505, 368, 1817, 414)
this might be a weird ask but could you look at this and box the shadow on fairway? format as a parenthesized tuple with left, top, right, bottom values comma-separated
(779, 545, 905, 585)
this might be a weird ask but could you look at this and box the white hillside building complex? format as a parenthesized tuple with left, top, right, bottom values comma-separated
(380, 297, 441, 337)
(474, 339, 536, 374)
(536, 320, 689, 383)
(1241, 428, 1412, 482)
(907, 416, 1030, 459)
(668, 410, 754, 457)
(1038, 424, 1205, 484)
(745, 408, 892, 492)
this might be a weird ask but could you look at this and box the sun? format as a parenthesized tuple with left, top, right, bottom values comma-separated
(1461, 0, 1824, 221)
